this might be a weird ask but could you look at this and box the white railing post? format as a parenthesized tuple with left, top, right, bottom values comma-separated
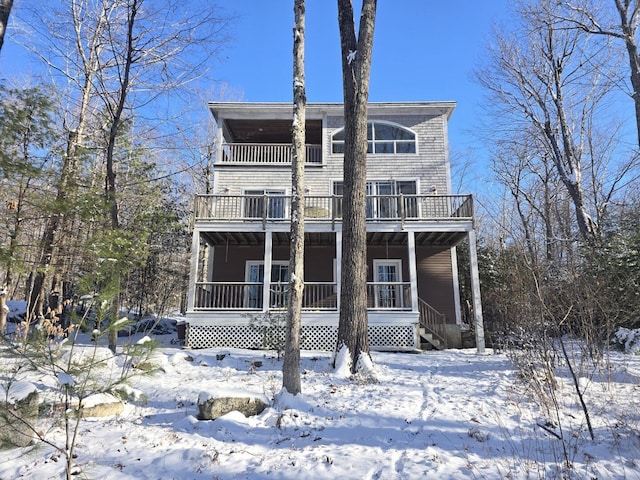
(262, 231, 273, 313)
(408, 231, 419, 313)
(335, 230, 342, 311)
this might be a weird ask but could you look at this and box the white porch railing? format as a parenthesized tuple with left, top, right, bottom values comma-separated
(194, 282, 263, 310)
(418, 297, 448, 348)
(219, 143, 323, 165)
(366, 282, 412, 310)
(194, 194, 473, 223)
(193, 281, 412, 311)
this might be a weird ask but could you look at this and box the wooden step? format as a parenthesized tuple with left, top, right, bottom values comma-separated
(419, 327, 442, 350)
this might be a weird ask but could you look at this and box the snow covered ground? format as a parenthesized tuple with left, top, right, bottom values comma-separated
(1, 329, 640, 479)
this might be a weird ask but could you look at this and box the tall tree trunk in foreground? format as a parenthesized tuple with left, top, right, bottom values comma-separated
(335, 0, 377, 373)
(0, 0, 13, 53)
(103, 0, 139, 353)
(283, 0, 306, 395)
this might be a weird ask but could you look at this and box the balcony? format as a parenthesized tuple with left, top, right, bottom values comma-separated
(218, 143, 323, 165)
(193, 281, 412, 311)
(194, 194, 474, 224)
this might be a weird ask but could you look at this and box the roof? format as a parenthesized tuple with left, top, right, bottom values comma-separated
(208, 101, 456, 144)
(208, 101, 457, 121)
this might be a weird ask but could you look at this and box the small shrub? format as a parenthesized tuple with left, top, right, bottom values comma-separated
(247, 311, 286, 359)
(611, 327, 640, 354)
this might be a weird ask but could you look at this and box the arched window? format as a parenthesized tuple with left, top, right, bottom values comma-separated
(331, 121, 416, 154)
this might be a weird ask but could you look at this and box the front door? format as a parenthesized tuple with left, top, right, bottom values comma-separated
(373, 259, 402, 308)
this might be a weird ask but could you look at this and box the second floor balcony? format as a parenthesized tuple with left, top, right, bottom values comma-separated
(218, 143, 323, 166)
(194, 193, 474, 225)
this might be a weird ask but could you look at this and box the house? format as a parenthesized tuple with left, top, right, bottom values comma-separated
(185, 101, 485, 352)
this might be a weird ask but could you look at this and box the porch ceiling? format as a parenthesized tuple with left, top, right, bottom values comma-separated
(368, 231, 467, 246)
(414, 231, 467, 246)
(202, 231, 466, 247)
(225, 119, 323, 144)
(202, 231, 336, 247)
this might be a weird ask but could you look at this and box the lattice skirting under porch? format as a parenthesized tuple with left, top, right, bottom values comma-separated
(186, 324, 416, 350)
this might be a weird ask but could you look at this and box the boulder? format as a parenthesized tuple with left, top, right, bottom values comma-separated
(197, 391, 268, 420)
(80, 393, 124, 418)
(0, 381, 39, 449)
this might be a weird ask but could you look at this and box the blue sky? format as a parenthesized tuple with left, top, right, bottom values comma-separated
(1, 0, 511, 191)
(217, 0, 510, 173)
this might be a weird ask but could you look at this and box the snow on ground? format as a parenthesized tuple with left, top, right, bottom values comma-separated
(1, 330, 640, 479)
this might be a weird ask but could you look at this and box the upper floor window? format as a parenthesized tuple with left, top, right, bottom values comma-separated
(331, 121, 416, 154)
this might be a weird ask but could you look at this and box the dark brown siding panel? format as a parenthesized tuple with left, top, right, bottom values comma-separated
(366, 246, 409, 281)
(305, 245, 336, 282)
(212, 245, 264, 281)
(212, 244, 337, 283)
(416, 246, 456, 324)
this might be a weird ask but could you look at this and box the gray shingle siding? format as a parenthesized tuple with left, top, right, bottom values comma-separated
(213, 108, 451, 196)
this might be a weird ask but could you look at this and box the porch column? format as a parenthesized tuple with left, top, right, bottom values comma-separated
(262, 231, 273, 312)
(468, 229, 485, 353)
(186, 230, 201, 312)
(407, 231, 418, 312)
(215, 123, 223, 164)
(450, 247, 462, 324)
(335, 230, 342, 311)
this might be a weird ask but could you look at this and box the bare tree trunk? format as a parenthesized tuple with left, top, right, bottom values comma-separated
(601, 0, 640, 148)
(27, 2, 112, 323)
(104, 0, 139, 353)
(0, 0, 12, 53)
(0, 288, 7, 335)
(283, 0, 306, 396)
(559, 0, 640, 147)
(335, 0, 377, 373)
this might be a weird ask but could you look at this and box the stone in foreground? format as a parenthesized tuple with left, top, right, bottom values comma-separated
(0, 381, 39, 449)
(197, 391, 268, 420)
(80, 393, 124, 418)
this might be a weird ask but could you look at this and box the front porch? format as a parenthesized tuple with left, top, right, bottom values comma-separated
(185, 220, 482, 350)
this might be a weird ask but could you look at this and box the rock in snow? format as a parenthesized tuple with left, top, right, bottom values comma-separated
(197, 390, 269, 420)
(0, 381, 39, 448)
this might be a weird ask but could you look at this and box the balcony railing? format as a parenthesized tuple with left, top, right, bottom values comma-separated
(194, 194, 473, 223)
(193, 281, 411, 311)
(219, 143, 323, 165)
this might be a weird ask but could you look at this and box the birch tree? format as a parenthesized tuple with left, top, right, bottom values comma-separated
(25, 0, 115, 323)
(14, 0, 230, 329)
(335, 0, 377, 374)
(283, 0, 305, 395)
